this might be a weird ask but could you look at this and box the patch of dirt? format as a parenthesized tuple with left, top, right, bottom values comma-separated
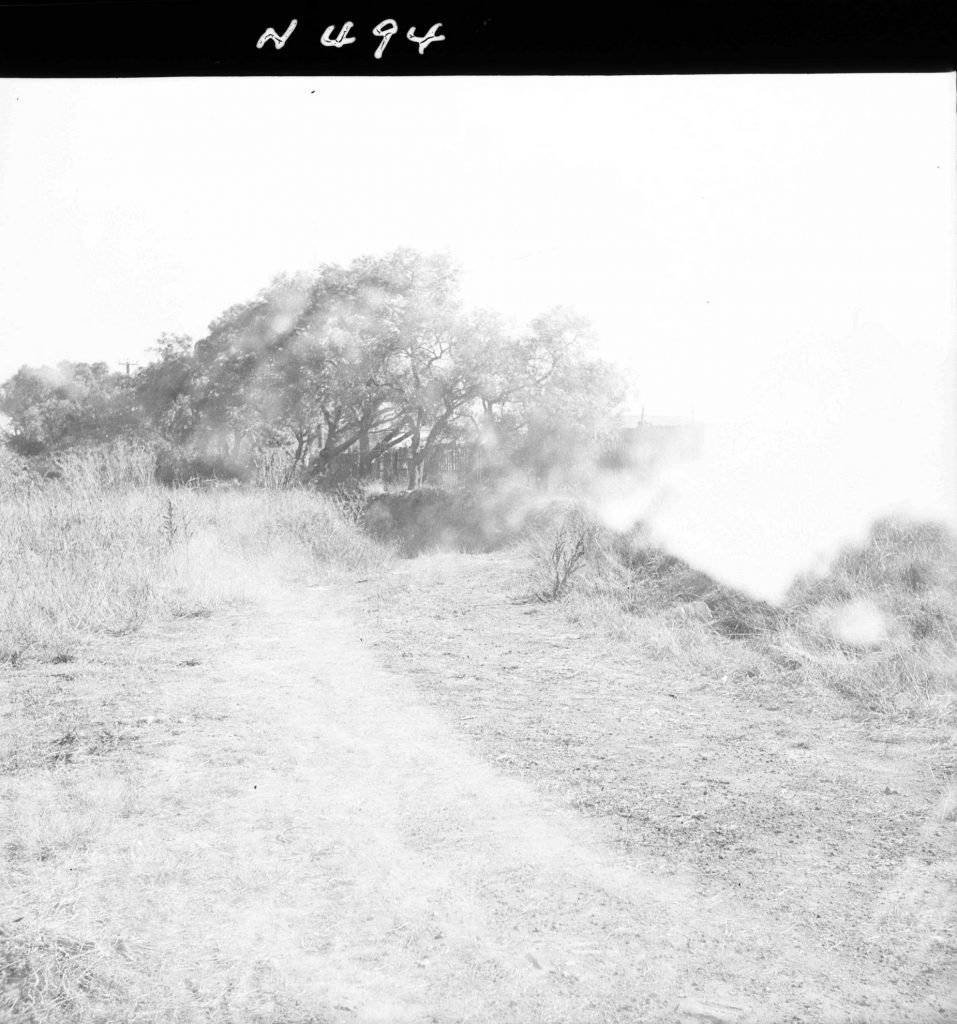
(351, 551, 957, 1022)
(4, 553, 956, 1023)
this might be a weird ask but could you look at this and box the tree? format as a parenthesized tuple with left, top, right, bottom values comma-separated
(467, 306, 624, 482)
(361, 251, 478, 488)
(0, 361, 139, 454)
(134, 334, 197, 444)
(180, 253, 461, 476)
(0, 250, 630, 489)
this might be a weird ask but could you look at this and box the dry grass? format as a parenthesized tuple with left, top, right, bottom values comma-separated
(530, 509, 957, 724)
(780, 518, 957, 720)
(353, 550, 957, 1020)
(4, 443, 955, 1022)
(0, 634, 325, 1024)
(1, 444, 393, 1024)
(0, 445, 387, 665)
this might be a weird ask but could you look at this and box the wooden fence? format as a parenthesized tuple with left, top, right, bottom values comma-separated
(319, 423, 696, 487)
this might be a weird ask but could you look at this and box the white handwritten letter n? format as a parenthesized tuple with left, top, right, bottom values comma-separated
(257, 19, 297, 49)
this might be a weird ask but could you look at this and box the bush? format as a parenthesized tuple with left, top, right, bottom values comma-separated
(154, 448, 249, 486)
(532, 510, 598, 602)
(328, 482, 368, 529)
(363, 486, 514, 556)
(0, 444, 41, 496)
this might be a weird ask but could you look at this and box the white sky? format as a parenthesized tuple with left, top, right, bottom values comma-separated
(0, 75, 954, 596)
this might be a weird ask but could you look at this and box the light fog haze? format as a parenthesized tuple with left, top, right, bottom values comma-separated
(0, 74, 953, 599)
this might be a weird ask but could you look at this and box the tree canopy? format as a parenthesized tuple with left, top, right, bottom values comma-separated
(0, 249, 626, 486)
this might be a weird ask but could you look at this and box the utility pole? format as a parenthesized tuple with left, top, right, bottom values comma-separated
(118, 359, 139, 377)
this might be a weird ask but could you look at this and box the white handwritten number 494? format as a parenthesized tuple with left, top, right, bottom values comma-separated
(256, 20, 445, 57)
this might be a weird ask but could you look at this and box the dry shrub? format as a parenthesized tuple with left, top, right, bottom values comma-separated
(329, 481, 368, 528)
(529, 508, 598, 602)
(205, 488, 386, 572)
(251, 448, 302, 489)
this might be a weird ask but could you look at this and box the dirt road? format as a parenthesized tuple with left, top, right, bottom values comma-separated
(114, 563, 951, 1024)
(154, 579, 729, 1023)
(9, 557, 954, 1023)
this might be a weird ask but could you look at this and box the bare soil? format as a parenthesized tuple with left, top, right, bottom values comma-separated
(3, 551, 956, 1023)
(352, 552, 957, 1023)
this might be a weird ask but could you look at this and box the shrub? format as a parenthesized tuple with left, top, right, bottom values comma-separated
(530, 509, 597, 602)
(363, 487, 507, 556)
(0, 444, 41, 496)
(329, 482, 368, 529)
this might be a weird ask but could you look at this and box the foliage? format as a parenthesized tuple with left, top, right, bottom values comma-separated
(469, 307, 624, 482)
(363, 486, 533, 556)
(0, 362, 140, 455)
(0, 249, 627, 488)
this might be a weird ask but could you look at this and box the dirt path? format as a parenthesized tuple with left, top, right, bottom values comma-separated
(114, 564, 947, 1024)
(151, 578, 735, 1023)
(8, 558, 953, 1023)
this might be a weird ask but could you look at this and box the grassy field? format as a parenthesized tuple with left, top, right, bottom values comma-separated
(2, 446, 956, 1022)
(0, 444, 384, 666)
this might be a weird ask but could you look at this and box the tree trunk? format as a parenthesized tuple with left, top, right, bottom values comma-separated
(292, 430, 307, 466)
(407, 419, 422, 490)
(407, 452, 426, 490)
(358, 426, 370, 478)
(412, 406, 454, 489)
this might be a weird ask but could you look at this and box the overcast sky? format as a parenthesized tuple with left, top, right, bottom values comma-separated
(0, 74, 954, 595)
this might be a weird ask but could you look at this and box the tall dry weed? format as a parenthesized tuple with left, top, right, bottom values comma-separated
(0, 446, 387, 663)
